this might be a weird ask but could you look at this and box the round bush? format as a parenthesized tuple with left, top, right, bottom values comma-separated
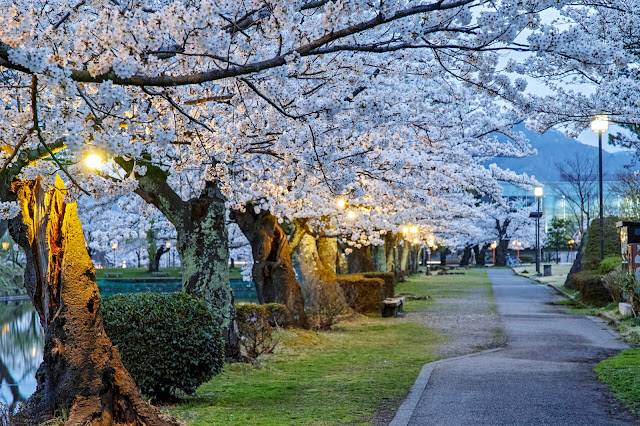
(102, 292, 224, 400)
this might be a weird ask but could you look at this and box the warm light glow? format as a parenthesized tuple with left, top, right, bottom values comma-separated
(410, 226, 419, 234)
(402, 227, 409, 235)
(336, 198, 346, 209)
(1, 242, 8, 251)
(568, 239, 575, 245)
(111, 241, 118, 250)
(165, 241, 171, 249)
(347, 210, 357, 219)
(412, 238, 420, 244)
(491, 241, 498, 249)
(427, 238, 435, 248)
(2, 324, 8, 335)
(534, 187, 543, 197)
(591, 114, 609, 133)
(84, 153, 103, 169)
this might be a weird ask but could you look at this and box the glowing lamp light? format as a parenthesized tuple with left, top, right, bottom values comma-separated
(490, 241, 498, 249)
(412, 238, 420, 244)
(111, 241, 118, 250)
(85, 154, 103, 170)
(165, 241, 171, 249)
(1, 242, 9, 250)
(347, 210, 357, 220)
(410, 226, 418, 234)
(534, 187, 543, 197)
(336, 199, 346, 209)
(427, 238, 435, 248)
(590, 114, 609, 133)
(402, 227, 409, 235)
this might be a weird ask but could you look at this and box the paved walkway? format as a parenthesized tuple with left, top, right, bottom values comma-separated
(392, 269, 638, 426)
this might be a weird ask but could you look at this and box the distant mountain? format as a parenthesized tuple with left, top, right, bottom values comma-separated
(489, 127, 636, 182)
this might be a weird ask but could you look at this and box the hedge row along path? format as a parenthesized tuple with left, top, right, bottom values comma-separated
(393, 269, 636, 425)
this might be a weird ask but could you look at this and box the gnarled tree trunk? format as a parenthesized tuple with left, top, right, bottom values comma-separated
(495, 240, 509, 267)
(124, 160, 240, 360)
(460, 246, 472, 266)
(231, 206, 308, 328)
(347, 246, 375, 274)
(9, 178, 176, 425)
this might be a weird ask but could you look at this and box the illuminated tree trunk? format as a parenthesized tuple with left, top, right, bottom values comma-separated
(290, 228, 345, 315)
(231, 206, 308, 328)
(9, 178, 176, 426)
(399, 241, 410, 276)
(371, 245, 387, 272)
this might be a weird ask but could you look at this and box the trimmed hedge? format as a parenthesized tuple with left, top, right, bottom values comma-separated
(363, 272, 396, 298)
(102, 292, 225, 401)
(337, 274, 384, 315)
(583, 217, 621, 271)
(519, 254, 534, 264)
(569, 271, 613, 305)
(599, 257, 622, 275)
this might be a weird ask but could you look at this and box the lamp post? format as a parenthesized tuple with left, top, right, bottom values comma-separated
(111, 241, 118, 268)
(531, 187, 544, 275)
(165, 241, 171, 268)
(512, 240, 522, 260)
(491, 241, 498, 264)
(591, 114, 608, 261)
(562, 195, 566, 220)
(568, 239, 575, 263)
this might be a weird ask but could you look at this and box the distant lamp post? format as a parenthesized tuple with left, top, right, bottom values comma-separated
(491, 241, 498, 264)
(562, 195, 566, 220)
(426, 238, 435, 275)
(530, 187, 544, 275)
(591, 114, 609, 261)
(165, 241, 171, 268)
(111, 241, 118, 268)
(512, 240, 523, 260)
(568, 239, 576, 263)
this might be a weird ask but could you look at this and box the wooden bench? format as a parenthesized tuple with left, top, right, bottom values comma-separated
(382, 297, 406, 318)
(151, 271, 169, 277)
(104, 272, 121, 278)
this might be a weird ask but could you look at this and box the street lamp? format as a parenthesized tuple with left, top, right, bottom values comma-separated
(591, 114, 608, 262)
(530, 187, 544, 275)
(512, 240, 522, 260)
(491, 241, 498, 264)
(111, 241, 118, 268)
(568, 239, 575, 263)
(84, 153, 103, 170)
(166, 241, 171, 268)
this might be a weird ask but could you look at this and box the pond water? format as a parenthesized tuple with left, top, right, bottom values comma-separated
(0, 279, 257, 408)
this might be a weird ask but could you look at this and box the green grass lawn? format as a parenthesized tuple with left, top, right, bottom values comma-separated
(95, 267, 243, 280)
(167, 270, 492, 425)
(595, 349, 640, 417)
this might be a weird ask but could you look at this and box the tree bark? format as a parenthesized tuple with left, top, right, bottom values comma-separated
(148, 245, 169, 273)
(371, 244, 387, 272)
(473, 244, 487, 266)
(398, 240, 410, 277)
(317, 236, 338, 274)
(460, 247, 472, 266)
(122, 159, 240, 359)
(9, 178, 176, 426)
(231, 206, 308, 328)
(495, 240, 509, 267)
(347, 245, 376, 274)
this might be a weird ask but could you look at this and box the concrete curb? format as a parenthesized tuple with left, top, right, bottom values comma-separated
(389, 348, 504, 426)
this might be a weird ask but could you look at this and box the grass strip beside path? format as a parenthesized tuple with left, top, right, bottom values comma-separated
(595, 349, 640, 417)
(168, 269, 493, 425)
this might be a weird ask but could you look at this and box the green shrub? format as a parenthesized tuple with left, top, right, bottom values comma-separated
(337, 274, 384, 315)
(569, 271, 612, 305)
(519, 254, 534, 264)
(236, 304, 285, 359)
(102, 292, 224, 401)
(599, 257, 622, 275)
(583, 217, 621, 271)
(0, 265, 24, 296)
(363, 272, 396, 298)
